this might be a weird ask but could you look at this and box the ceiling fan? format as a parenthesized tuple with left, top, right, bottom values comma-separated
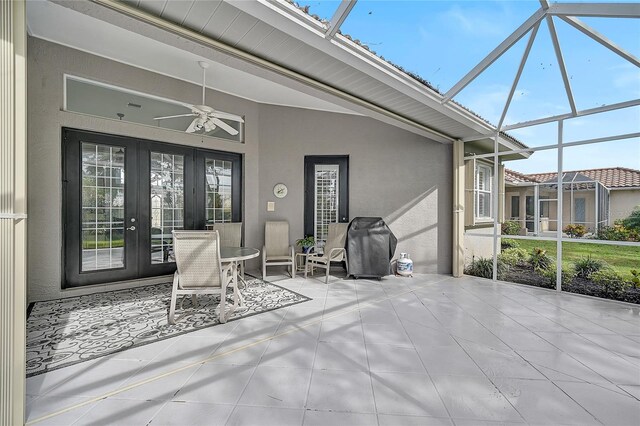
(154, 61, 244, 136)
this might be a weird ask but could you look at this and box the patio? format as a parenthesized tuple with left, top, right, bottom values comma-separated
(26, 273, 640, 425)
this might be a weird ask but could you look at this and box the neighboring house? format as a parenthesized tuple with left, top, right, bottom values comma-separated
(504, 167, 640, 235)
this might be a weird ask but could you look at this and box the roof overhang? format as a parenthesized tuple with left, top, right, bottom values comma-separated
(28, 0, 528, 147)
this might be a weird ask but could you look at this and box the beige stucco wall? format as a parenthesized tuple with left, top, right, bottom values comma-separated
(27, 37, 452, 301)
(610, 189, 640, 223)
(464, 227, 497, 264)
(257, 105, 452, 275)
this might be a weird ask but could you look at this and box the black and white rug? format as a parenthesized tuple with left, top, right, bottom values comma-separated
(26, 277, 310, 377)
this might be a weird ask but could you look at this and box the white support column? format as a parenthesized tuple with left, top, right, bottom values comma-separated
(556, 121, 564, 292)
(452, 140, 465, 277)
(0, 0, 27, 424)
(492, 133, 500, 281)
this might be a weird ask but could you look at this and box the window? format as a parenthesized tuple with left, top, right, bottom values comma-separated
(475, 163, 493, 220)
(65, 75, 244, 143)
(511, 195, 520, 219)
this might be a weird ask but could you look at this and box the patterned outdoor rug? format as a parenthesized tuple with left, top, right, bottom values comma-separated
(26, 277, 310, 377)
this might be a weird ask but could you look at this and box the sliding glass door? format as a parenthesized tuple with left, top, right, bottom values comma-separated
(63, 129, 241, 288)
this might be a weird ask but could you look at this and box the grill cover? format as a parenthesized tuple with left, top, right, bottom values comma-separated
(346, 217, 397, 278)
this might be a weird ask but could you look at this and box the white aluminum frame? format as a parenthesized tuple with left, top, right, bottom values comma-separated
(450, 3, 640, 289)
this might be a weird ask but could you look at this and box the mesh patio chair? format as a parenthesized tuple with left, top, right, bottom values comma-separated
(169, 230, 235, 324)
(212, 222, 244, 278)
(305, 223, 348, 284)
(262, 221, 295, 279)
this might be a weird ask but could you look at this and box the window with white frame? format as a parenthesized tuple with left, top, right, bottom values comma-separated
(475, 163, 493, 220)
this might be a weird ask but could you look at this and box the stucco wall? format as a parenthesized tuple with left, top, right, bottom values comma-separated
(610, 189, 640, 223)
(27, 37, 452, 301)
(257, 105, 452, 274)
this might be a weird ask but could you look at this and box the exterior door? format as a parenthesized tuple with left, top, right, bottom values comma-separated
(63, 129, 241, 288)
(63, 130, 139, 286)
(304, 156, 349, 248)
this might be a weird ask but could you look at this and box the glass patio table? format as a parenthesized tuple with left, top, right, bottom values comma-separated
(220, 246, 260, 310)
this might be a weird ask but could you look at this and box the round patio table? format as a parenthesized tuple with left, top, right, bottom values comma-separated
(220, 247, 260, 312)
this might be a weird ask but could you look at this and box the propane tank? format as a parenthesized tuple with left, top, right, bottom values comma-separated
(397, 253, 413, 277)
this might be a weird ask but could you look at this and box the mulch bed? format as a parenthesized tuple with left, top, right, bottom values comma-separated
(502, 265, 640, 304)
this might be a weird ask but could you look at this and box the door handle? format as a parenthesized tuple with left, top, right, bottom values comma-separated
(126, 226, 136, 231)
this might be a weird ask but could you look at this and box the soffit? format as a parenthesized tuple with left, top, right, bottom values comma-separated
(117, 0, 501, 142)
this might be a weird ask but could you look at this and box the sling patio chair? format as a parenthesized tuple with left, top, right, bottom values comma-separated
(262, 221, 295, 279)
(169, 230, 236, 324)
(305, 223, 348, 284)
(212, 222, 244, 279)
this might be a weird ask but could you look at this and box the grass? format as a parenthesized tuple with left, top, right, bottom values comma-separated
(512, 239, 640, 279)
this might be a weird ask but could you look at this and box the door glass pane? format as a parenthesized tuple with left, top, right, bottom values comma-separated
(81, 143, 125, 271)
(314, 164, 339, 248)
(150, 152, 184, 264)
(205, 159, 233, 228)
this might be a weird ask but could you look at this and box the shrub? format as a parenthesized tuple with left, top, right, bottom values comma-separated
(597, 222, 640, 242)
(501, 221, 522, 236)
(541, 267, 575, 289)
(573, 255, 607, 279)
(629, 269, 640, 289)
(465, 257, 507, 280)
(498, 248, 528, 267)
(528, 248, 554, 271)
(622, 205, 640, 232)
(501, 238, 520, 250)
(591, 268, 628, 296)
(563, 224, 587, 238)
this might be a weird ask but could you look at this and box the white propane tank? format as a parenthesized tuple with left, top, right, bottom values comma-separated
(397, 253, 413, 277)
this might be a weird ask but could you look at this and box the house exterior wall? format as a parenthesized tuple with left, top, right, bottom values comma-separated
(610, 189, 640, 223)
(257, 105, 452, 275)
(27, 37, 452, 301)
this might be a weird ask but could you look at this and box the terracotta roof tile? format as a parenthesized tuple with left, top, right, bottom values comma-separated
(506, 167, 640, 188)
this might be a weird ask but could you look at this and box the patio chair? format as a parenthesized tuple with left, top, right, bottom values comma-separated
(262, 221, 295, 279)
(305, 223, 348, 283)
(169, 230, 235, 324)
(212, 222, 244, 278)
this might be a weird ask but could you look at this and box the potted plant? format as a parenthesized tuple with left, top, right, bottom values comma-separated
(296, 235, 315, 254)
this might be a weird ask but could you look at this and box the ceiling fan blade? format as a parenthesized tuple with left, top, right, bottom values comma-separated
(154, 113, 196, 120)
(185, 117, 201, 133)
(211, 111, 244, 123)
(209, 117, 239, 136)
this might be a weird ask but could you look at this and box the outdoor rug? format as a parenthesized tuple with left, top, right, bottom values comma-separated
(26, 277, 311, 377)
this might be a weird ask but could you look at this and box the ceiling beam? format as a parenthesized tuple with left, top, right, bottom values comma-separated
(560, 15, 640, 68)
(546, 15, 577, 115)
(442, 8, 546, 103)
(325, 0, 357, 39)
(547, 2, 640, 18)
(498, 23, 540, 130)
(501, 98, 640, 131)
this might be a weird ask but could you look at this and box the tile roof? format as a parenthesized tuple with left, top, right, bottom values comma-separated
(505, 167, 640, 188)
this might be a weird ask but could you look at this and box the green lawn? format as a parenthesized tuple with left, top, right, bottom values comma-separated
(509, 239, 640, 279)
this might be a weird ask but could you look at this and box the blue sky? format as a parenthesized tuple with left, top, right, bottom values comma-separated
(297, 0, 640, 174)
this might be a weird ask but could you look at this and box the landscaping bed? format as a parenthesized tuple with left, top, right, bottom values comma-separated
(503, 264, 640, 304)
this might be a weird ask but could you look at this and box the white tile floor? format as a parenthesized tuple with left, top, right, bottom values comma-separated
(26, 273, 640, 425)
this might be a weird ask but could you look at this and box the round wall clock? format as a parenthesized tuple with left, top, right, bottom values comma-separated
(273, 183, 288, 198)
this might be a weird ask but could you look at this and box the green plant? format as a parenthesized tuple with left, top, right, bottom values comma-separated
(622, 205, 640, 232)
(563, 224, 587, 238)
(501, 221, 522, 236)
(573, 255, 607, 279)
(498, 248, 528, 267)
(295, 235, 315, 253)
(597, 222, 640, 242)
(528, 248, 554, 271)
(629, 269, 640, 289)
(501, 238, 520, 250)
(591, 268, 628, 296)
(541, 267, 575, 289)
(465, 257, 507, 280)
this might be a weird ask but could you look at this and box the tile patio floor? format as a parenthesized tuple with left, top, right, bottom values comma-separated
(26, 273, 640, 425)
